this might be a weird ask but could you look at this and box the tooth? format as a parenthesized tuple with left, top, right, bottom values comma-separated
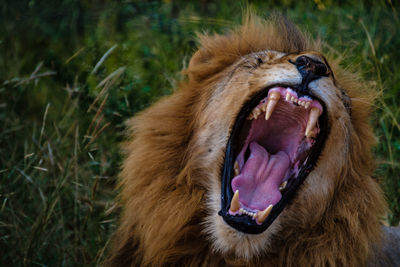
(229, 190, 240, 212)
(256, 204, 273, 224)
(305, 102, 310, 109)
(247, 110, 254, 121)
(299, 101, 305, 106)
(234, 161, 240, 176)
(265, 91, 280, 120)
(253, 107, 261, 119)
(286, 92, 291, 101)
(260, 102, 267, 112)
(307, 129, 317, 138)
(285, 92, 291, 101)
(305, 107, 320, 138)
(279, 181, 287, 191)
(290, 96, 295, 102)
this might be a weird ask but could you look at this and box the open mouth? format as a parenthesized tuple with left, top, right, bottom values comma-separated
(219, 85, 328, 234)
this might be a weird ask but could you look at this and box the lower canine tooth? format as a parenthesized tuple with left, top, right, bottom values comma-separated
(256, 204, 273, 224)
(265, 91, 280, 120)
(305, 107, 320, 138)
(229, 190, 240, 213)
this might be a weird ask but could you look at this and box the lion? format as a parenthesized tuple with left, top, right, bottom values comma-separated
(106, 14, 400, 266)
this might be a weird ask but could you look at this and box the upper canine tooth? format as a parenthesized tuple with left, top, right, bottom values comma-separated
(265, 91, 280, 120)
(305, 107, 320, 138)
(256, 204, 273, 224)
(229, 190, 240, 213)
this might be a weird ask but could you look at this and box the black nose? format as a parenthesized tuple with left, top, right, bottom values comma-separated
(294, 55, 328, 77)
(290, 55, 329, 94)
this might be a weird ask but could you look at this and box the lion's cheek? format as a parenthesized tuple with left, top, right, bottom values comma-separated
(254, 64, 302, 87)
(289, 79, 353, 224)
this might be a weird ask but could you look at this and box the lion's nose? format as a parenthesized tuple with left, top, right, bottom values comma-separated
(290, 55, 329, 94)
(294, 55, 328, 77)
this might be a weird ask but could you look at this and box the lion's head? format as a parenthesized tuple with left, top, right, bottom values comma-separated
(108, 14, 386, 266)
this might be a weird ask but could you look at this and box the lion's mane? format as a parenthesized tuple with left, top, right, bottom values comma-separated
(107, 14, 386, 266)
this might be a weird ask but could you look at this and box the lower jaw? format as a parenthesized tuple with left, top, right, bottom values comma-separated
(208, 211, 281, 259)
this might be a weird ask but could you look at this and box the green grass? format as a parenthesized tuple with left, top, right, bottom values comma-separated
(1, 1, 399, 266)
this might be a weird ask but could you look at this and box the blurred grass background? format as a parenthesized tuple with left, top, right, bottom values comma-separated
(0, 0, 399, 266)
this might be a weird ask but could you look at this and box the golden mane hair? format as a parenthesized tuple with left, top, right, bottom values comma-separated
(106, 14, 387, 266)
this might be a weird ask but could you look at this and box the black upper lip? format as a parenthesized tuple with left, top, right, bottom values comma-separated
(218, 84, 329, 234)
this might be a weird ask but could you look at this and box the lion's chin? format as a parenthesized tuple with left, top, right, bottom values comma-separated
(204, 203, 282, 259)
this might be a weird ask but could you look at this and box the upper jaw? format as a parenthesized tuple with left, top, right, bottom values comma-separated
(245, 86, 323, 139)
(218, 83, 329, 234)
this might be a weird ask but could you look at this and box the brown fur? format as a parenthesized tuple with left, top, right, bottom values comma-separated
(106, 14, 387, 266)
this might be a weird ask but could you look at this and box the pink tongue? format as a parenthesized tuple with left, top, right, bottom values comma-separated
(231, 142, 290, 211)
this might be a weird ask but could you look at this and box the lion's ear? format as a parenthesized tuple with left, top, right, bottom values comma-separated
(186, 48, 214, 82)
(188, 49, 210, 69)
